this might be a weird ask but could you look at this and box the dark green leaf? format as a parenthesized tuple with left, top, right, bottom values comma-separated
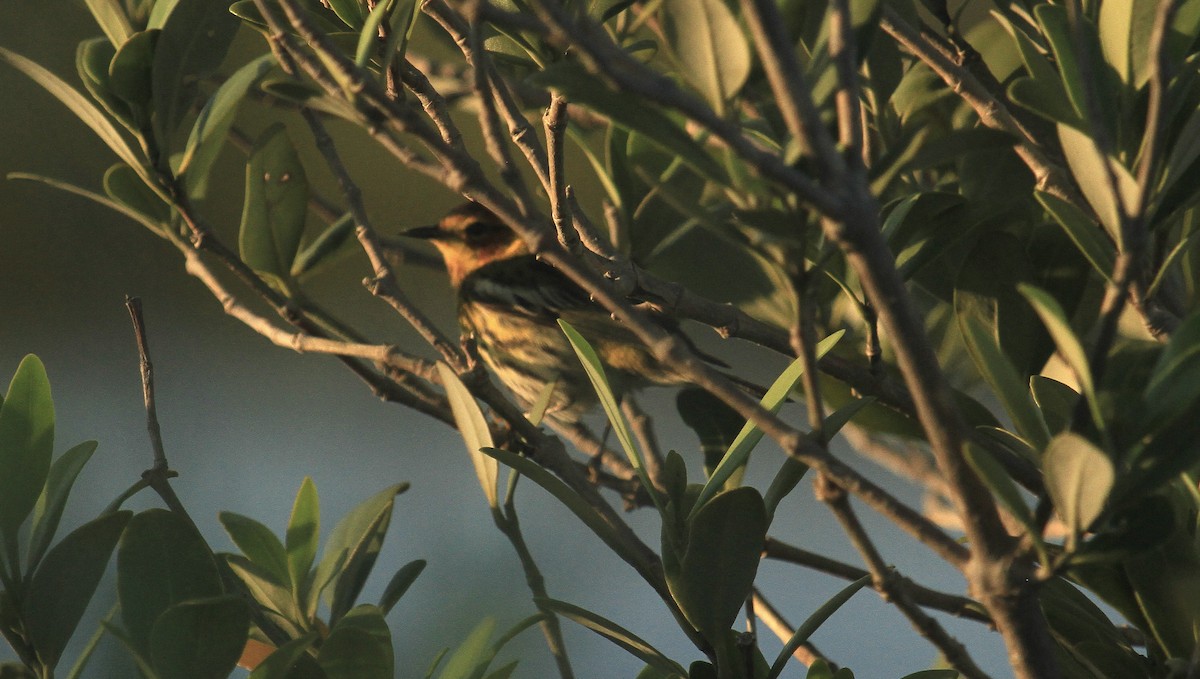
(1035, 190, 1116, 280)
(962, 442, 1035, 535)
(118, 509, 223, 653)
(378, 559, 426, 614)
(181, 54, 275, 197)
(1144, 311, 1200, 426)
(957, 315, 1050, 451)
(240, 123, 310, 286)
(223, 554, 302, 635)
(151, 0, 240, 145)
(899, 671, 958, 679)
(328, 0, 367, 28)
(436, 363, 498, 507)
(150, 596, 248, 679)
(247, 632, 319, 679)
(0, 355, 55, 536)
(103, 162, 170, 226)
(314, 483, 407, 623)
(382, 0, 422, 72)
(529, 63, 727, 184)
(661, 0, 750, 114)
(769, 576, 870, 679)
(665, 487, 766, 640)
(435, 617, 495, 679)
(538, 598, 687, 675)
(291, 213, 356, 278)
(108, 30, 158, 109)
(1030, 376, 1078, 435)
(1034, 4, 1093, 121)
(8, 172, 163, 234)
(25, 511, 131, 669)
(1043, 433, 1114, 547)
(286, 477, 320, 595)
(27, 440, 98, 571)
(219, 511, 290, 585)
(318, 605, 393, 679)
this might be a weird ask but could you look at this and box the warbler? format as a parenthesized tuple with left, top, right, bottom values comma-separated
(404, 203, 719, 425)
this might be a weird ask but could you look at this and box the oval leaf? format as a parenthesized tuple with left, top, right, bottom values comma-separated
(0, 354, 55, 535)
(150, 595, 249, 679)
(662, 0, 751, 113)
(240, 123, 310, 285)
(1043, 433, 1114, 546)
(435, 363, 498, 508)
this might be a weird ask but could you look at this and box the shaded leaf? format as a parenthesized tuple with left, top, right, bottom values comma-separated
(530, 63, 727, 184)
(1030, 376, 1079, 435)
(27, 440, 99, 572)
(151, 0, 240, 145)
(1018, 284, 1103, 435)
(292, 213, 357, 279)
(25, 511, 131, 669)
(103, 162, 170, 225)
(1035, 190, 1116, 281)
(8, 172, 163, 234)
(378, 559, 426, 614)
(958, 315, 1050, 451)
(318, 605, 393, 679)
(314, 483, 407, 624)
(247, 632, 319, 679)
(219, 511, 290, 585)
(0, 355, 55, 536)
(963, 442, 1036, 535)
(108, 30, 159, 110)
(150, 596, 249, 679)
(118, 509, 223, 653)
(768, 576, 870, 679)
(240, 123, 310, 285)
(540, 598, 686, 676)
(1057, 123, 1140, 245)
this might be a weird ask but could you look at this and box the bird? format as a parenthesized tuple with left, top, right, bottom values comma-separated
(402, 202, 722, 426)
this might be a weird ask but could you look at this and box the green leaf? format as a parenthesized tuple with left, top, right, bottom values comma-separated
(899, 671, 959, 679)
(8, 172, 165, 234)
(695, 331, 844, 517)
(355, 0, 396, 68)
(1043, 433, 1114, 548)
(1034, 4, 1092, 122)
(1030, 376, 1079, 435)
(0, 47, 145, 179)
(240, 123, 310, 285)
(328, 0, 368, 28)
(151, 0, 240, 145)
(767, 576, 870, 679)
(313, 483, 407, 623)
(150, 596, 248, 679)
(962, 442, 1036, 535)
(83, 0, 135, 46)
(479, 447, 640, 569)
(661, 0, 751, 114)
(558, 320, 660, 509)
(223, 554, 301, 636)
(665, 487, 766, 640)
(118, 509, 223, 653)
(763, 396, 874, 519)
(436, 363, 498, 508)
(436, 617, 496, 679)
(1057, 123, 1140, 246)
(1098, 0, 1158, 88)
(1017, 284, 1103, 437)
(318, 605, 393, 679)
(530, 63, 728, 184)
(219, 511, 290, 585)
(76, 37, 137, 131)
(382, 0, 422, 73)
(108, 30, 159, 111)
(104, 163, 170, 225)
(286, 477, 320, 595)
(538, 598, 686, 676)
(180, 54, 275, 196)
(1144, 311, 1200, 426)
(248, 632, 319, 679)
(0, 354, 55, 537)
(147, 0, 181, 28)
(957, 315, 1050, 451)
(25, 511, 131, 669)
(378, 559, 426, 614)
(290, 211, 357, 278)
(27, 440, 99, 571)
(1035, 190, 1116, 280)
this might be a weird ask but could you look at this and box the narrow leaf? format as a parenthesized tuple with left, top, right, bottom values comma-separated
(962, 442, 1036, 534)
(292, 212, 358, 279)
(27, 441, 99, 571)
(694, 331, 844, 517)
(313, 483, 407, 623)
(8, 172, 165, 234)
(1035, 190, 1116, 280)
(151, 0, 240, 144)
(958, 315, 1050, 451)
(768, 576, 870, 679)
(662, 0, 751, 114)
(1017, 284, 1103, 436)
(539, 598, 686, 675)
(247, 632, 319, 679)
(84, 0, 135, 46)
(285, 477, 320, 594)
(435, 363, 498, 507)
(355, 0, 395, 68)
(379, 559, 426, 614)
(219, 511, 290, 585)
(1057, 123, 1140, 245)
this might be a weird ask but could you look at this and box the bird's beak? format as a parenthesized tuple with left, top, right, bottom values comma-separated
(400, 224, 445, 240)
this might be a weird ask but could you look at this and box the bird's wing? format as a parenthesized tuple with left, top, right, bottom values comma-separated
(460, 255, 593, 319)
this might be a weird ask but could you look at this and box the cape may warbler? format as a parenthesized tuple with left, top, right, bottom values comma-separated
(405, 203, 720, 425)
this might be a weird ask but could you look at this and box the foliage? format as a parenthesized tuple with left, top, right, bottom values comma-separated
(4, 0, 1200, 677)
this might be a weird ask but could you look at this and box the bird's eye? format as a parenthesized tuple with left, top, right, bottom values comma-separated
(462, 220, 502, 243)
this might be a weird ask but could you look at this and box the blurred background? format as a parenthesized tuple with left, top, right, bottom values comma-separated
(0, 2, 1012, 676)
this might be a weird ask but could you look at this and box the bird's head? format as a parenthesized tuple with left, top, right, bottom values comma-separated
(403, 203, 528, 286)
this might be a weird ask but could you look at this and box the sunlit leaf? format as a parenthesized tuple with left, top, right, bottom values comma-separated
(436, 363, 498, 508)
(286, 477, 319, 595)
(0, 354, 55, 536)
(1043, 433, 1114, 547)
(661, 0, 751, 114)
